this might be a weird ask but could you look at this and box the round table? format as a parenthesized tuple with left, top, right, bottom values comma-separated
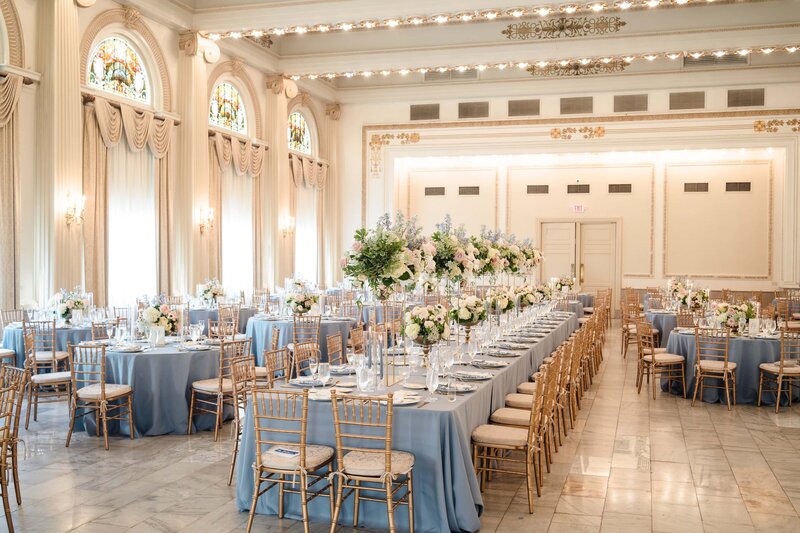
(664, 331, 797, 405)
(245, 316, 356, 364)
(645, 311, 678, 348)
(188, 306, 258, 335)
(2, 324, 93, 367)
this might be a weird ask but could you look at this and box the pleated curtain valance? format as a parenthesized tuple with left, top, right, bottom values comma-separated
(289, 151, 329, 190)
(210, 131, 266, 177)
(91, 96, 175, 158)
(0, 73, 23, 128)
(0, 73, 23, 309)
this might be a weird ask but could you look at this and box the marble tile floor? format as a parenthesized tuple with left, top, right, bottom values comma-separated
(3, 322, 800, 532)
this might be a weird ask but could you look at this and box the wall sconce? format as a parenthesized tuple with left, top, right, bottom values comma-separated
(279, 214, 295, 238)
(65, 194, 86, 227)
(199, 207, 215, 235)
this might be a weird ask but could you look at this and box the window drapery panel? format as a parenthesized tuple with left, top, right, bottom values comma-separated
(210, 131, 265, 175)
(294, 183, 319, 284)
(288, 152, 328, 190)
(221, 164, 254, 298)
(0, 73, 23, 309)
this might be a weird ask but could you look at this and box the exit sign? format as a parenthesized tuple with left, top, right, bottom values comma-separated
(571, 204, 586, 213)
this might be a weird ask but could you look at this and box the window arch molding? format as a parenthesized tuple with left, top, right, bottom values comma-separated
(80, 7, 172, 111)
(287, 94, 319, 158)
(0, 0, 25, 68)
(207, 59, 263, 139)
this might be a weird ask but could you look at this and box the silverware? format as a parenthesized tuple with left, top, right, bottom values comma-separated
(416, 398, 433, 409)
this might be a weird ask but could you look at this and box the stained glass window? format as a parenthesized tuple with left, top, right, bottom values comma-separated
(209, 82, 248, 133)
(87, 36, 150, 103)
(288, 111, 312, 154)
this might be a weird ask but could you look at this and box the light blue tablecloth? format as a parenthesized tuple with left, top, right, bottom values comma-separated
(76, 343, 227, 437)
(2, 325, 93, 367)
(664, 331, 798, 405)
(188, 307, 258, 335)
(246, 317, 357, 363)
(645, 311, 678, 348)
(235, 311, 578, 532)
(577, 293, 594, 309)
(568, 301, 584, 319)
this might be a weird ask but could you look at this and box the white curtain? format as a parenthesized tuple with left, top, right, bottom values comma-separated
(107, 141, 157, 307)
(221, 165, 254, 297)
(294, 184, 318, 283)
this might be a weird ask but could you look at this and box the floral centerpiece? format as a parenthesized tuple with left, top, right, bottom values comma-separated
(286, 291, 318, 315)
(402, 304, 450, 361)
(55, 288, 88, 324)
(430, 215, 476, 284)
(668, 279, 685, 299)
(674, 286, 691, 307)
(137, 303, 179, 335)
(469, 236, 504, 279)
(533, 284, 552, 303)
(555, 276, 575, 293)
(516, 285, 543, 308)
(480, 228, 542, 276)
(449, 295, 487, 343)
(714, 302, 756, 332)
(690, 289, 709, 310)
(487, 287, 515, 314)
(200, 279, 224, 306)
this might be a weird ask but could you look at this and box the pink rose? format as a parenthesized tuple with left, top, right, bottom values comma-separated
(454, 250, 465, 262)
(340, 258, 348, 268)
(352, 242, 363, 253)
(159, 304, 170, 313)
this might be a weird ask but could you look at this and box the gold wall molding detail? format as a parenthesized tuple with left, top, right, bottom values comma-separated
(1, 0, 25, 68)
(369, 132, 420, 177)
(529, 59, 626, 77)
(502, 16, 626, 40)
(754, 119, 800, 133)
(551, 126, 605, 139)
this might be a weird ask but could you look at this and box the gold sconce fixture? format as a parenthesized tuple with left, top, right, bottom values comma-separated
(279, 214, 295, 238)
(65, 194, 86, 227)
(199, 207, 215, 234)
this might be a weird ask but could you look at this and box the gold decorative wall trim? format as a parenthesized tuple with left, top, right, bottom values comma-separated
(503, 16, 626, 40)
(663, 160, 773, 279)
(369, 132, 420, 178)
(207, 58, 264, 139)
(551, 126, 605, 139)
(1, 0, 24, 68)
(80, 7, 173, 111)
(529, 59, 626, 77)
(754, 118, 800, 133)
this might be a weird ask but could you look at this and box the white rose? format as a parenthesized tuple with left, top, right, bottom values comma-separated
(499, 298, 508, 310)
(458, 307, 471, 320)
(424, 320, 435, 330)
(418, 308, 430, 320)
(428, 330, 439, 342)
(58, 304, 68, 315)
(406, 323, 420, 338)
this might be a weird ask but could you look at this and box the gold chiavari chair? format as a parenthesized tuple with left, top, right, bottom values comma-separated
(90, 321, 112, 341)
(292, 314, 321, 352)
(757, 331, 800, 413)
(0, 383, 20, 532)
(22, 322, 71, 428)
(188, 338, 251, 441)
(209, 318, 238, 340)
(676, 309, 696, 328)
(621, 303, 640, 359)
(112, 307, 130, 330)
(292, 342, 319, 378)
(636, 321, 686, 399)
(330, 391, 414, 532)
(252, 293, 270, 314)
(271, 328, 281, 351)
(262, 348, 291, 387)
(0, 366, 27, 507)
(720, 288, 731, 302)
(692, 328, 736, 410)
(66, 344, 135, 450)
(246, 387, 334, 533)
(648, 297, 663, 310)
(166, 295, 184, 306)
(0, 310, 25, 330)
(350, 327, 364, 355)
(340, 302, 363, 325)
(228, 354, 258, 485)
(327, 333, 344, 365)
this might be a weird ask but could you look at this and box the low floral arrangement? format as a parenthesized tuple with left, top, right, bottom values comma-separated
(286, 292, 318, 315)
(137, 304, 179, 335)
(487, 288, 515, 314)
(200, 279, 224, 305)
(403, 304, 450, 345)
(674, 287, 691, 307)
(555, 276, 575, 293)
(449, 295, 487, 325)
(714, 301, 756, 329)
(690, 289, 709, 310)
(533, 284, 552, 303)
(55, 288, 88, 323)
(516, 285, 542, 308)
(668, 279, 685, 299)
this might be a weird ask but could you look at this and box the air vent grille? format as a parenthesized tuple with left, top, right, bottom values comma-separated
(424, 187, 445, 196)
(683, 55, 748, 67)
(560, 96, 593, 115)
(424, 69, 478, 82)
(726, 182, 752, 192)
(410, 104, 440, 121)
(614, 94, 648, 113)
(568, 184, 590, 194)
(728, 88, 764, 107)
(458, 101, 488, 119)
(509, 99, 541, 117)
(609, 184, 632, 193)
(459, 186, 480, 195)
(684, 182, 709, 192)
(669, 91, 705, 110)
(527, 185, 549, 194)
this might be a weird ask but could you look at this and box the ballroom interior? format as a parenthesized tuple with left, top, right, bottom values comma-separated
(0, 0, 800, 532)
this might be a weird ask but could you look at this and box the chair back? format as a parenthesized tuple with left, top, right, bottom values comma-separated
(648, 298, 663, 310)
(231, 354, 257, 410)
(219, 339, 252, 390)
(529, 369, 548, 448)
(91, 321, 110, 340)
(0, 384, 19, 465)
(166, 295, 184, 305)
(293, 341, 319, 377)
(694, 328, 730, 370)
(293, 315, 321, 347)
(350, 327, 364, 354)
(0, 309, 26, 329)
(70, 344, 107, 399)
(209, 318, 237, 340)
(636, 321, 657, 356)
(263, 348, 291, 387)
(271, 328, 281, 350)
(251, 387, 310, 471)
(112, 307, 130, 329)
(676, 310, 695, 328)
(778, 331, 800, 373)
(23, 319, 57, 366)
(330, 391, 394, 476)
(253, 293, 270, 313)
(327, 333, 344, 365)
(0, 366, 28, 446)
(340, 302, 362, 325)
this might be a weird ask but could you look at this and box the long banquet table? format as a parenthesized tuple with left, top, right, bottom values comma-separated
(235, 312, 579, 532)
(245, 316, 357, 363)
(2, 324, 93, 367)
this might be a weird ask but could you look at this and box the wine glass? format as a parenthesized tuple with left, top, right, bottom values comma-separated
(318, 363, 330, 387)
(190, 324, 201, 343)
(308, 353, 319, 383)
(425, 361, 440, 403)
(106, 323, 116, 343)
(114, 326, 125, 345)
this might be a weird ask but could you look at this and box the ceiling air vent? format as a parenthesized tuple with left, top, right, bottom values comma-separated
(728, 88, 765, 107)
(560, 96, 593, 115)
(459, 186, 480, 195)
(608, 184, 632, 193)
(726, 182, 752, 192)
(424, 187, 445, 196)
(683, 55, 748, 68)
(568, 184, 590, 194)
(614, 94, 648, 113)
(669, 91, 705, 110)
(527, 185, 549, 194)
(509, 99, 540, 117)
(684, 182, 709, 192)
(410, 104, 440, 121)
(424, 69, 478, 82)
(458, 101, 489, 119)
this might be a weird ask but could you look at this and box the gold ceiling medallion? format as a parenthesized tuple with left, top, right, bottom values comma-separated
(502, 16, 626, 40)
(369, 132, 420, 176)
(753, 119, 800, 133)
(245, 35, 274, 49)
(551, 127, 605, 140)
(529, 59, 626, 77)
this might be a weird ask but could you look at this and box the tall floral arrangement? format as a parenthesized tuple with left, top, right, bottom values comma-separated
(533, 284, 552, 302)
(469, 236, 504, 278)
(402, 304, 450, 345)
(555, 276, 575, 293)
(55, 287, 88, 323)
(668, 279, 685, 299)
(286, 292, 318, 315)
(200, 279, 224, 305)
(430, 215, 476, 283)
(449, 295, 487, 325)
(481, 228, 542, 276)
(690, 289, 709, 310)
(516, 285, 542, 308)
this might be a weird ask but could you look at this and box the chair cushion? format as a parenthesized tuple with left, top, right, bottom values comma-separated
(255, 366, 268, 377)
(192, 378, 233, 393)
(517, 381, 537, 395)
(472, 424, 528, 447)
(787, 321, 800, 330)
(490, 407, 531, 427)
(643, 353, 685, 364)
(641, 347, 668, 355)
(793, 313, 800, 320)
(31, 371, 71, 385)
(34, 350, 68, 361)
(261, 444, 334, 471)
(506, 393, 533, 409)
(698, 360, 737, 372)
(0, 348, 15, 358)
(623, 325, 637, 332)
(578, 318, 590, 324)
(342, 450, 414, 477)
(759, 362, 800, 374)
(583, 307, 595, 313)
(77, 383, 132, 400)
(542, 356, 554, 364)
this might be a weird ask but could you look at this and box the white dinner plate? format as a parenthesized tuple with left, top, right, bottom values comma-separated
(402, 382, 427, 390)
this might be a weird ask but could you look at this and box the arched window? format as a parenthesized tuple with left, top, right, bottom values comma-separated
(209, 82, 248, 133)
(288, 111, 312, 154)
(87, 36, 150, 103)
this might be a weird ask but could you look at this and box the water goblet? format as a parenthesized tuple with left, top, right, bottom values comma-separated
(425, 362, 440, 403)
(106, 323, 116, 342)
(308, 354, 319, 383)
(318, 363, 331, 387)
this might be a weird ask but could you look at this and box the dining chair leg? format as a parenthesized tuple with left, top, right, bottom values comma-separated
(407, 472, 415, 533)
(11, 445, 21, 505)
(691, 371, 700, 406)
(246, 470, 260, 533)
(24, 384, 33, 430)
(732, 371, 737, 406)
(724, 375, 732, 411)
(353, 479, 363, 527)
(213, 393, 222, 442)
(1, 471, 12, 533)
(652, 365, 658, 400)
(681, 363, 687, 399)
(33, 387, 39, 422)
(187, 390, 195, 435)
(757, 372, 764, 407)
(127, 396, 135, 440)
(525, 456, 534, 514)
(775, 377, 783, 414)
(300, 473, 310, 533)
(330, 475, 344, 533)
(101, 406, 110, 450)
(278, 474, 284, 517)
(65, 399, 77, 447)
(228, 429, 239, 486)
(384, 480, 396, 533)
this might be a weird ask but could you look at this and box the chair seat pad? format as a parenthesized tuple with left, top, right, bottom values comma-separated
(505, 393, 533, 409)
(642, 347, 668, 355)
(793, 313, 800, 320)
(542, 356, 554, 364)
(472, 423, 528, 447)
(255, 366, 268, 377)
(643, 353, 685, 364)
(698, 360, 737, 372)
(759, 362, 800, 375)
(490, 407, 531, 427)
(31, 371, 71, 384)
(342, 449, 414, 477)
(583, 307, 595, 313)
(261, 444, 334, 471)
(77, 383, 132, 400)
(578, 318, 590, 324)
(787, 321, 800, 330)
(517, 381, 537, 395)
(0, 348, 15, 358)
(34, 350, 69, 361)
(623, 325, 637, 332)
(192, 378, 233, 393)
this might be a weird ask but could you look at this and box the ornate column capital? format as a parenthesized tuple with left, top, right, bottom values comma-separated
(178, 31, 200, 56)
(266, 75, 287, 95)
(122, 5, 141, 28)
(325, 103, 341, 120)
(75, 0, 97, 6)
